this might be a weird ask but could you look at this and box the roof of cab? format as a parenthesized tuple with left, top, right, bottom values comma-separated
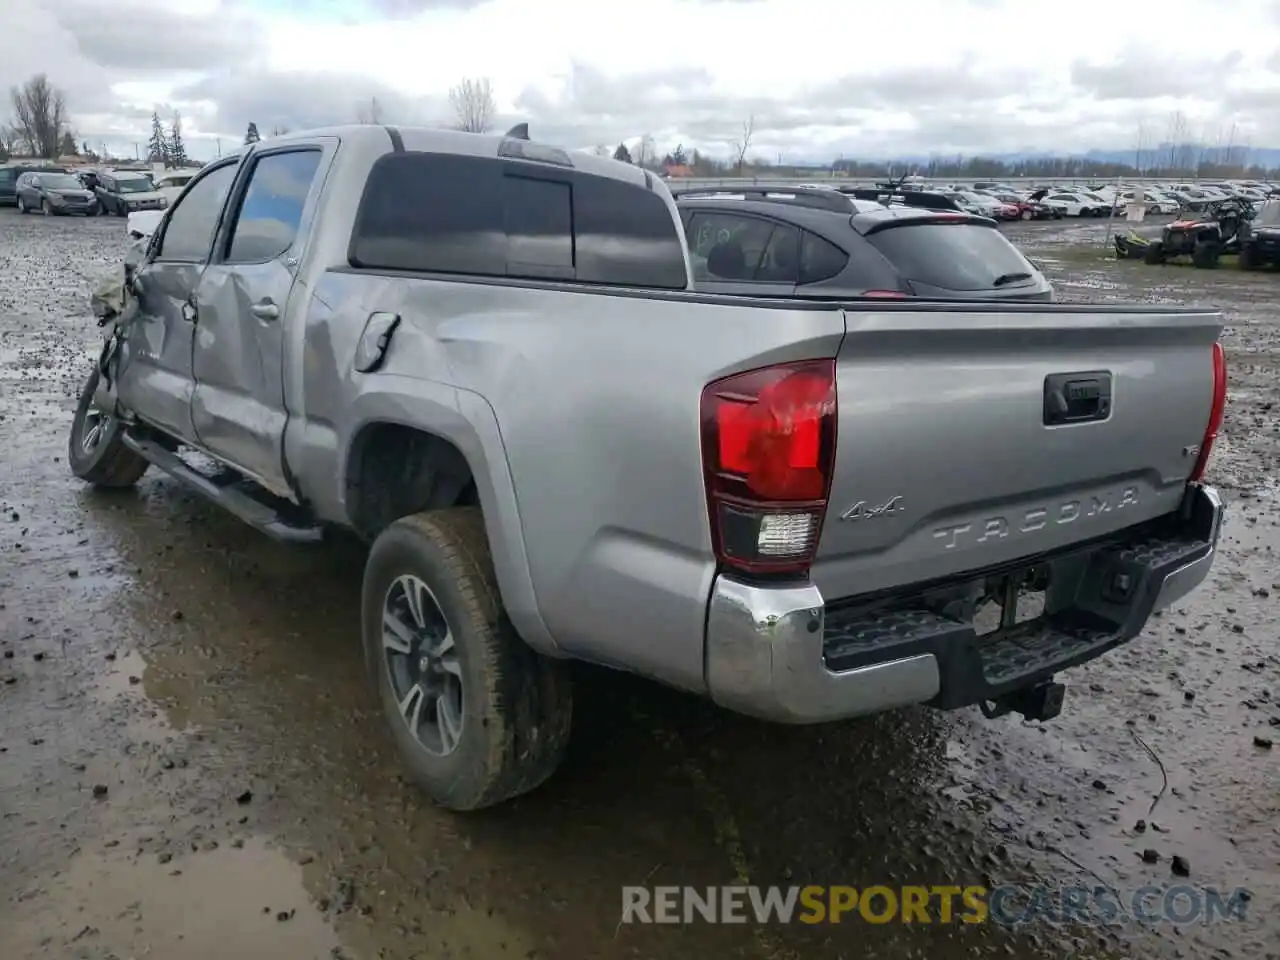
(259, 124, 656, 191)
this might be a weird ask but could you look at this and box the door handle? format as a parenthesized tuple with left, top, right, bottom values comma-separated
(250, 301, 279, 321)
(181, 299, 197, 323)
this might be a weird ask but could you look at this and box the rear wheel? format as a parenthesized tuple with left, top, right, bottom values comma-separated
(361, 507, 573, 811)
(68, 368, 149, 488)
(1143, 241, 1166, 265)
(16, 196, 25, 214)
(1020, 209, 1032, 221)
(1192, 239, 1221, 269)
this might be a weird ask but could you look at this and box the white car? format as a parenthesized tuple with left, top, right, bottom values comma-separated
(950, 190, 1003, 217)
(152, 172, 194, 202)
(1118, 189, 1179, 214)
(1042, 192, 1106, 217)
(127, 209, 164, 242)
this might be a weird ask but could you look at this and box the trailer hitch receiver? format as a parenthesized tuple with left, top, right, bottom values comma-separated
(980, 680, 1066, 722)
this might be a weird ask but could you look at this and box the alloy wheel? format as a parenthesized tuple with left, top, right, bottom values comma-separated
(381, 574, 464, 756)
(78, 401, 113, 456)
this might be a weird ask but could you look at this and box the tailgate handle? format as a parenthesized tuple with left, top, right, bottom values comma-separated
(1044, 371, 1112, 425)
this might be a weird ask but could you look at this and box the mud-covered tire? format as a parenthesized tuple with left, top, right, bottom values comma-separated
(1143, 241, 1166, 265)
(1239, 245, 1260, 270)
(67, 368, 149, 488)
(1192, 240, 1221, 269)
(361, 507, 573, 811)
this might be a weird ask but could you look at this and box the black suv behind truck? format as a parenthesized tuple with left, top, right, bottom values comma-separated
(672, 185, 1053, 301)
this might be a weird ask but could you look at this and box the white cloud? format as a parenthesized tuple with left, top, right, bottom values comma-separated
(3, 0, 1280, 162)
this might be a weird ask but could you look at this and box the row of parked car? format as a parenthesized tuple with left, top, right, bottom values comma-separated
(895, 179, 1280, 221)
(0, 164, 192, 217)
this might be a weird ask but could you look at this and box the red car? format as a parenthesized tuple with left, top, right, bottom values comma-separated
(997, 194, 1059, 220)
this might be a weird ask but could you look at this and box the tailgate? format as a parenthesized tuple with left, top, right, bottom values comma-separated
(811, 304, 1223, 602)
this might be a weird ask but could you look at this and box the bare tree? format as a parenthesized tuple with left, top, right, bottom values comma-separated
(1164, 111, 1189, 174)
(731, 114, 755, 175)
(355, 96, 383, 125)
(0, 123, 21, 156)
(634, 133, 656, 169)
(448, 77, 495, 133)
(9, 74, 68, 159)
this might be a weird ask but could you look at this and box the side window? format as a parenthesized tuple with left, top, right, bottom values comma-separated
(571, 174, 687, 289)
(799, 231, 848, 284)
(348, 152, 687, 290)
(155, 163, 237, 262)
(756, 222, 799, 283)
(225, 150, 322, 263)
(686, 212, 775, 281)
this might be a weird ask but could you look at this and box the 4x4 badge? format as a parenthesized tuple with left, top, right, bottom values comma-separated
(840, 495, 904, 522)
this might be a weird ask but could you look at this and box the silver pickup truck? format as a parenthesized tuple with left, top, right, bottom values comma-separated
(72, 125, 1228, 811)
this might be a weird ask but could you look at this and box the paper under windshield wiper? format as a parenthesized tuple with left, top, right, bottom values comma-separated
(992, 271, 1033, 286)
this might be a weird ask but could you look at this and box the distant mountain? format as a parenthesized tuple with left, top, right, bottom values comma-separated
(858, 143, 1280, 173)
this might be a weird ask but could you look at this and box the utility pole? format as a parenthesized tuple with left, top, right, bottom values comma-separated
(134, 142, 140, 160)
(216, 137, 222, 157)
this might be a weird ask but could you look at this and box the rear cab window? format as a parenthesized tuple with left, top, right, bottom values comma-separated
(349, 152, 688, 290)
(866, 221, 1038, 292)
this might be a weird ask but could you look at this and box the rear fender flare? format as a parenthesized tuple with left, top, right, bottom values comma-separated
(342, 384, 558, 655)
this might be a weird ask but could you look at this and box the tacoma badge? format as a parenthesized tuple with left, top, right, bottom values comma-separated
(840, 495, 904, 522)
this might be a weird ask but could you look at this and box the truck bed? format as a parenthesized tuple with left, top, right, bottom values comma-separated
(319, 268, 1221, 692)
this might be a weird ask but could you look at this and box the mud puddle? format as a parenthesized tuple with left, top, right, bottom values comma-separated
(6, 836, 341, 960)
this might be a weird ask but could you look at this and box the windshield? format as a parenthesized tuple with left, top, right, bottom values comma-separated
(868, 222, 1038, 292)
(40, 174, 83, 190)
(1257, 202, 1280, 226)
(116, 177, 155, 193)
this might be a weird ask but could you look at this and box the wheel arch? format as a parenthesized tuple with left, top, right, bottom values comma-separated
(340, 388, 559, 656)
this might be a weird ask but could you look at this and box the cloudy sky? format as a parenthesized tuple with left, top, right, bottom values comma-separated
(6, 0, 1280, 163)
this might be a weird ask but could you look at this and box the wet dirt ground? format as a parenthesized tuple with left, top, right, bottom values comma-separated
(1, 207, 1276, 960)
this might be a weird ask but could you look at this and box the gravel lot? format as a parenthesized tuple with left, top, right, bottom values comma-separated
(0, 208, 1276, 960)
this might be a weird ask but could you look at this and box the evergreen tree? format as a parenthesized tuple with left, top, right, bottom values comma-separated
(612, 142, 632, 163)
(168, 112, 187, 168)
(147, 111, 169, 165)
(59, 131, 77, 156)
(244, 122, 260, 145)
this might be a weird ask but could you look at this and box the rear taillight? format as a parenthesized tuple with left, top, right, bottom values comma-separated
(700, 360, 837, 576)
(1190, 341, 1227, 482)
